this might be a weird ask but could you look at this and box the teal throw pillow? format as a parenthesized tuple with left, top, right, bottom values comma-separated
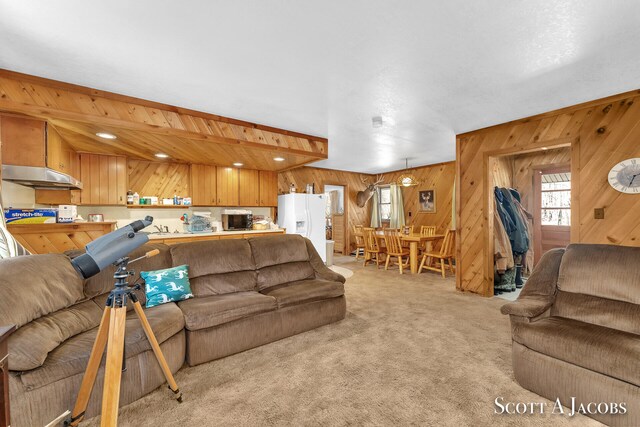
(141, 265, 194, 308)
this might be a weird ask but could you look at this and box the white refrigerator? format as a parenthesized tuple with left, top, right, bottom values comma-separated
(277, 193, 327, 262)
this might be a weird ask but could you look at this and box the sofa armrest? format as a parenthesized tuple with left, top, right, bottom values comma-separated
(304, 239, 346, 284)
(500, 295, 553, 318)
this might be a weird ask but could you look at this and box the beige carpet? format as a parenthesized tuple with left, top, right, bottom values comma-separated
(87, 257, 601, 426)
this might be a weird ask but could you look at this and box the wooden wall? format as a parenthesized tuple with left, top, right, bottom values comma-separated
(278, 167, 372, 252)
(456, 89, 640, 296)
(278, 161, 456, 252)
(382, 161, 456, 233)
(128, 160, 190, 199)
(512, 147, 571, 214)
(490, 157, 513, 188)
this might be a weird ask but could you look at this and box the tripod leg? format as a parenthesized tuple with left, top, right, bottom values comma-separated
(100, 306, 127, 427)
(132, 300, 182, 402)
(66, 307, 111, 427)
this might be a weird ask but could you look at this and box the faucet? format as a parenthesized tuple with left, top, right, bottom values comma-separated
(153, 225, 170, 233)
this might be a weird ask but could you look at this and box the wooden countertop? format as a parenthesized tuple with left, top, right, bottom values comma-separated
(147, 229, 285, 240)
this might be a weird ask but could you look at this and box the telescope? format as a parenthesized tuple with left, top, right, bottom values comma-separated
(71, 216, 153, 279)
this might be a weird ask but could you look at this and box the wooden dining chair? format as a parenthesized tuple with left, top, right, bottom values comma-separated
(383, 229, 410, 274)
(363, 228, 385, 268)
(353, 224, 365, 259)
(420, 225, 436, 236)
(418, 229, 455, 278)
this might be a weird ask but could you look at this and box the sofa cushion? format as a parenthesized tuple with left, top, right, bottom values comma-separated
(66, 243, 172, 299)
(551, 290, 640, 335)
(557, 244, 640, 304)
(0, 254, 84, 328)
(178, 291, 277, 331)
(248, 234, 310, 268)
(17, 302, 184, 390)
(512, 316, 640, 387)
(256, 262, 315, 292)
(170, 239, 257, 296)
(8, 300, 103, 371)
(261, 279, 345, 308)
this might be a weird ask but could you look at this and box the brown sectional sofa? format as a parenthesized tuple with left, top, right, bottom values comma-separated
(0, 235, 346, 426)
(501, 244, 640, 427)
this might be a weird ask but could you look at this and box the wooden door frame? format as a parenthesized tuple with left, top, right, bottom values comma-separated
(532, 163, 571, 265)
(479, 138, 575, 297)
(322, 182, 349, 255)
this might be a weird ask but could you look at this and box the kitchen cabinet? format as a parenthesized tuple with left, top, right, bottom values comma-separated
(7, 222, 115, 254)
(46, 126, 80, 176)
(80, 153, 127, 205)
(239, 169, 260, 206)
(190, 164, 217, 206)
(259, 170, 278, 206)
(0, 115, 79, 177)
(0, 115, 47, 167)
(35, 189, 81, 205)
(216, 167, 239, 206)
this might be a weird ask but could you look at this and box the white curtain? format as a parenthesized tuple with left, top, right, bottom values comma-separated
(389, 184, 406, 229)
(370, 190, 381, 228)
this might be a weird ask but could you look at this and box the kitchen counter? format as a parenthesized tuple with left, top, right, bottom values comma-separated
(6, 222, 116, 254)
(145, 228, 286, 245)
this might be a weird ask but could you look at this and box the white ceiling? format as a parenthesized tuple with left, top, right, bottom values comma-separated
(1, 1, 640, 173)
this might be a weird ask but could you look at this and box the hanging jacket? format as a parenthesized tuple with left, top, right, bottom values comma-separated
(509, 188, 534, 273)
(494, 187, 516, 236)
(494, 205, 514, 273)
(499, 188, 529, 254)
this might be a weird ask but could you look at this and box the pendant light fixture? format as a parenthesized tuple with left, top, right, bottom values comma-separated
(397, 158, 421, 187)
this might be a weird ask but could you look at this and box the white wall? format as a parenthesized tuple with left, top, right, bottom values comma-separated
(1, 181, 38, 208)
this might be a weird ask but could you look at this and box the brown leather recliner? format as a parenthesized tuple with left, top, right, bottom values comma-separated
(501, 244, 640, 426)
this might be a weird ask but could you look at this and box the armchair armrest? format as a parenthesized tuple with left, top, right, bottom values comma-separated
(500, 296, 553, 318)
(304, 239, 346, 284)
(500, 247, 565, 319)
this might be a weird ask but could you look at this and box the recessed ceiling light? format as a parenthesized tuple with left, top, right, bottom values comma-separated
(96, 132, 117, 140)
(155, 153, 170, 158)
(273, 157, 285, 162)
(233, 162, 243, 167)
(541, 147, 548, 150)
(372, 116, 383, 128)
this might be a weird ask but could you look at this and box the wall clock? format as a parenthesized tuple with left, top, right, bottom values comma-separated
(608, 158, 640, 194)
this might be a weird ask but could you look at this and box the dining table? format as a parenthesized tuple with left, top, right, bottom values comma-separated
(371, 231, 445, 274)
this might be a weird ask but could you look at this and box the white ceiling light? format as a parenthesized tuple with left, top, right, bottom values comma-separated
(372, 116, 383, 128)
(155, 153, 170, 158)
(96, 132, 116, 140)
(273, 157, 285, 162)
(233, 162, 243, 167)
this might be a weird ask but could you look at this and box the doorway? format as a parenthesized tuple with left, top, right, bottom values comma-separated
(324, 184, 347, 254)
(486, 145, 572, 297)
(533, 165, 571, 265)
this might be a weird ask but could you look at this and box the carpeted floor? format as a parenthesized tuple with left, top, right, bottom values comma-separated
(87, 256, 601, 426)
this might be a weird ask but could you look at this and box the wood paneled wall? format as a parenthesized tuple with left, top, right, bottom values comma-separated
(457, 89, 640, 296)
(128, 160, 190, 199)
(512, 147, 571, 213)
(278, 167, 372, 252)
(382, 161, 456, 233)
(490, 157, 513, 189)
(278, 161, 456, 252)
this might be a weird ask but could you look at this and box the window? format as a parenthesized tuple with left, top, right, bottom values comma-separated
(378, 186, 391, 221)
(540, 172, 571, 226)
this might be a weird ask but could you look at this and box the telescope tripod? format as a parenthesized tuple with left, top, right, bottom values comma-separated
(65, 251, 182, 427)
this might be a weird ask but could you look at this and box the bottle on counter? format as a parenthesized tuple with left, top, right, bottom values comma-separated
(133, 192, 140, 205)
(126, 190, 134, 205)
(289, 183, 296, 193)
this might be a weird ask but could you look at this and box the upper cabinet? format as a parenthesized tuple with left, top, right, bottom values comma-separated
(80, 153, 127, 205)
(239, 169, 260, 207)
(0, 115, 79, 177)
(190, 164, 217, 206)
(1, 115, 48, 168)
(216, 167, 239, 206)
(259, 171, 278, 206)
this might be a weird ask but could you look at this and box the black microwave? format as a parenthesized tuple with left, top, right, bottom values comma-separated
(221, 214, 253, 231)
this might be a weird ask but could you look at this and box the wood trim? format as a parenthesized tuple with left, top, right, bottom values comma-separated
(0, 68, 327, 143)
(455, 136, 462, 291)
(458, 89, 640, 137)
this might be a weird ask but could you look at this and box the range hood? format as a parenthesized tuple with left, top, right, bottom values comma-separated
(2, 165, 83, 189)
